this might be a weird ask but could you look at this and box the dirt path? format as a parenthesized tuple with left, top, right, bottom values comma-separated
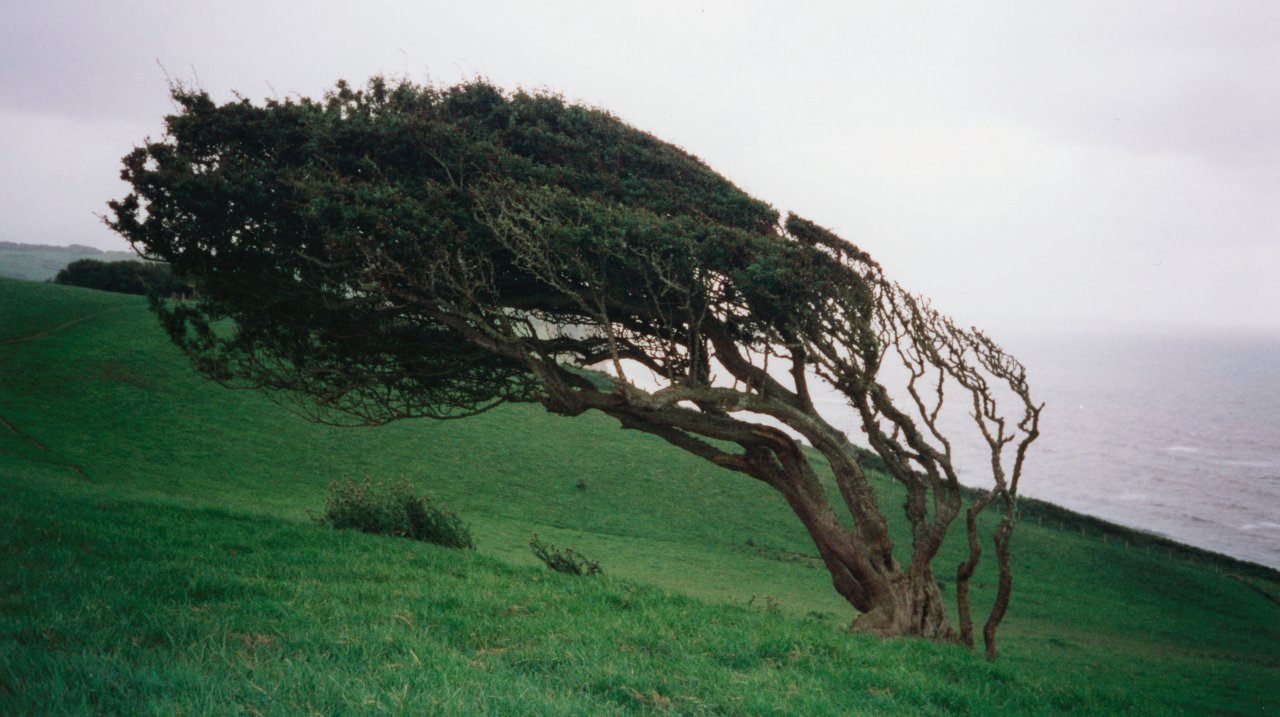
(0, 414, 91, 482)
(2, 305, 140, 481)
(0, 308, 123, 346)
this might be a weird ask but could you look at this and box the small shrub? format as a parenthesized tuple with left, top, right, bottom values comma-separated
(529, 534, 601, 576)
(319, 477, 474, 549)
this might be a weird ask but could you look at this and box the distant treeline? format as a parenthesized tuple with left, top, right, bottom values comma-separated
(0, 241, 114, 252)
(0, 242, 139, 282)
(53, 258, 190, 297)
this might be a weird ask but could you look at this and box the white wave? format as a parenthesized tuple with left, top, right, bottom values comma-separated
(1239, 521, 1280, 532)
(1218, 458, 1275, 469)
(1164, 445, 1201, 454)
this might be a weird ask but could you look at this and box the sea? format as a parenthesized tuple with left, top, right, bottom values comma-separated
(808, 325, 1280, 571)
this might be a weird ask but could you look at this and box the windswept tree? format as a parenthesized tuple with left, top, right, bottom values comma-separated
(108, 78, 1041, 657)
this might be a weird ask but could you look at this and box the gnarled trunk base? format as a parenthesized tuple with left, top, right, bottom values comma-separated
(850, 573, 955, 641)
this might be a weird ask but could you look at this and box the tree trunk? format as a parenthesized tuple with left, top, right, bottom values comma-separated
(955, 492, 994, 648)
(982, 514, 1015, 661)
(849, 569, 953, 640)
(591, 383, 965, 643)
(778, 481, 956, 642)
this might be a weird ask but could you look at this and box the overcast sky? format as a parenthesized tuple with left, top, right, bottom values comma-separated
(3, 1, 1277, 332)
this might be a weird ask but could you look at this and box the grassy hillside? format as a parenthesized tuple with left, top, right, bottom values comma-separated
(1, 278, 1277, 715)
(0, 242, 137, 282)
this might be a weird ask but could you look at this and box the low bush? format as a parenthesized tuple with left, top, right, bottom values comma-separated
(319, 477, 474, 549)
(53, 258, 190, 296)
(529, 534, 601, 576)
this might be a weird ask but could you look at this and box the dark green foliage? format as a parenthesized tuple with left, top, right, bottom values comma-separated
(529, 533, 601, 576)
(105, 77, 835, 424)
(320, 477, 474, 549)
(53, 258, 188, 296)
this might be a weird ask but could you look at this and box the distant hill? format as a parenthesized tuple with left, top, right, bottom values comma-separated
(0, 241, 139, 282)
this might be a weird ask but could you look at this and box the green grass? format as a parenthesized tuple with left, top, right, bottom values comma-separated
(1, 277, 1277, 715)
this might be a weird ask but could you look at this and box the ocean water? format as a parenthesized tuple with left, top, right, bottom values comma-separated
(812, 326, 1280, 570)
(996, 327, 1280, 570)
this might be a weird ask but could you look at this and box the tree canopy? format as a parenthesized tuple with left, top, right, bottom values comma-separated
(109, 78, 1041, 657)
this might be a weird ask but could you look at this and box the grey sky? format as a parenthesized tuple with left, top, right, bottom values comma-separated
(2, 0, 1277, 331)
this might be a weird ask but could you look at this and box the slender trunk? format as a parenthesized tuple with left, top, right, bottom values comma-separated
(982, 512, 1015, 661)
(955, 490, 995, 648)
